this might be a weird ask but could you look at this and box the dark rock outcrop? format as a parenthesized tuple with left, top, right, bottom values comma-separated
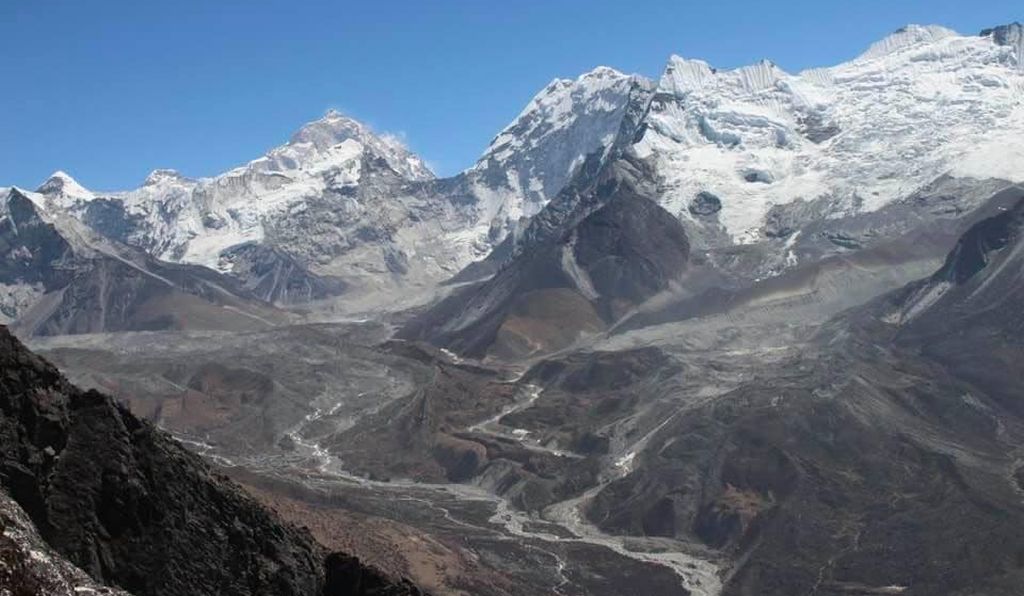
(0, 490, 130, 596)
(0, 325, 422, 596)
(688, 191, 722, 216)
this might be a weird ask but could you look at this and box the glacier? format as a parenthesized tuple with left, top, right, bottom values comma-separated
(635, 24, 1024, 244)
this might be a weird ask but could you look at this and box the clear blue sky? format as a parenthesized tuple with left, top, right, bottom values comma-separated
(1, 0, 1019, 190)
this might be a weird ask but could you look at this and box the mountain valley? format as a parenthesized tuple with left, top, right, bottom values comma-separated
(3, 20, 1024, 596)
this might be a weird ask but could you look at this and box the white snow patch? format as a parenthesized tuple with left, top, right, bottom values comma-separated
(950, 131, 1024, 182)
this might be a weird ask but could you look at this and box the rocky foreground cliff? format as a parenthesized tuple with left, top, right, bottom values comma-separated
(0, 325, 422, 596)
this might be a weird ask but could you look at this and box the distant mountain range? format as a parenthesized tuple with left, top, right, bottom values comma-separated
(5, 23, 1020, 330)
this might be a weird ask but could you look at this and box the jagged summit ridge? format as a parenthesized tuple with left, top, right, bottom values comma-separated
(659, 56, 786, 96)
(272, 109, 434, 181)
(16, 71, 645, 310)
(142, 168, 191, 186)
(12, 21, 1024, 309)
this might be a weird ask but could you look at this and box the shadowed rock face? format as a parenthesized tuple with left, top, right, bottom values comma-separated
(0, 325, 422, 596)
(890, 194, 1024, 418)
(927, 196, 1023, 285)
(572, 191, 689, 311)
(0, 490, 131, 595)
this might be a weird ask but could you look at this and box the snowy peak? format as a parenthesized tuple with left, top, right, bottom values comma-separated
(288, 109, 368, 148)
(659, 58, 716, 94)
(473, 65, 646, 219)
(732, 60, 787, 91)
(264, 110, 434, 181)
(143, 169, 192, 187)
(482, 66, 635, 161)
(858, 24, 958, 60)
(1, 109, 441, 282)
(660, 56, 786, 95)
(35, 170, 94, 202)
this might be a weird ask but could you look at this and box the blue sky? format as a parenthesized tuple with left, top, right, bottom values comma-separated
(1, 0, 1019, 190)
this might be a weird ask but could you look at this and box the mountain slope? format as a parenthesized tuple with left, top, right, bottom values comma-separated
(33, 75, 646, 310)
(0, 324, 421, 595)
(882, 190, 1024, 416)
(1, 188, 285, 336)
(399, 155, 689, 360)
(571, 189, 1024, 596)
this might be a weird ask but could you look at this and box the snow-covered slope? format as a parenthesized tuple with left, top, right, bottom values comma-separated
(41, 111, 434, 270)
(470, 67, 643, 224)
(635, 23, 1024, 244)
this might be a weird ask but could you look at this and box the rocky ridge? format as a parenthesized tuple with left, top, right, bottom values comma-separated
(0, 324, 423, 596)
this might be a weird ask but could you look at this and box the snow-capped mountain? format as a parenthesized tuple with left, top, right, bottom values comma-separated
(29, 74, 642, 307)
(41, 111, 433, 269)
(10, 20, 1024, 596)
(33, 170, 96, 205)
(403, 22, 1024, 359)
(18, 23, 1024, 312)
(636, 23, 1024, 245)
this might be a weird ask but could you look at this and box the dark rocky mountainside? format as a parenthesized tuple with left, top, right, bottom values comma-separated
(399, 159, 689, 360)
(894, 191, 1024, 342)
(1, 490, 130, 595)
(0, 325, 422, 596)
(580, 195, 1024, 596)
(218, 241, 348, 305)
